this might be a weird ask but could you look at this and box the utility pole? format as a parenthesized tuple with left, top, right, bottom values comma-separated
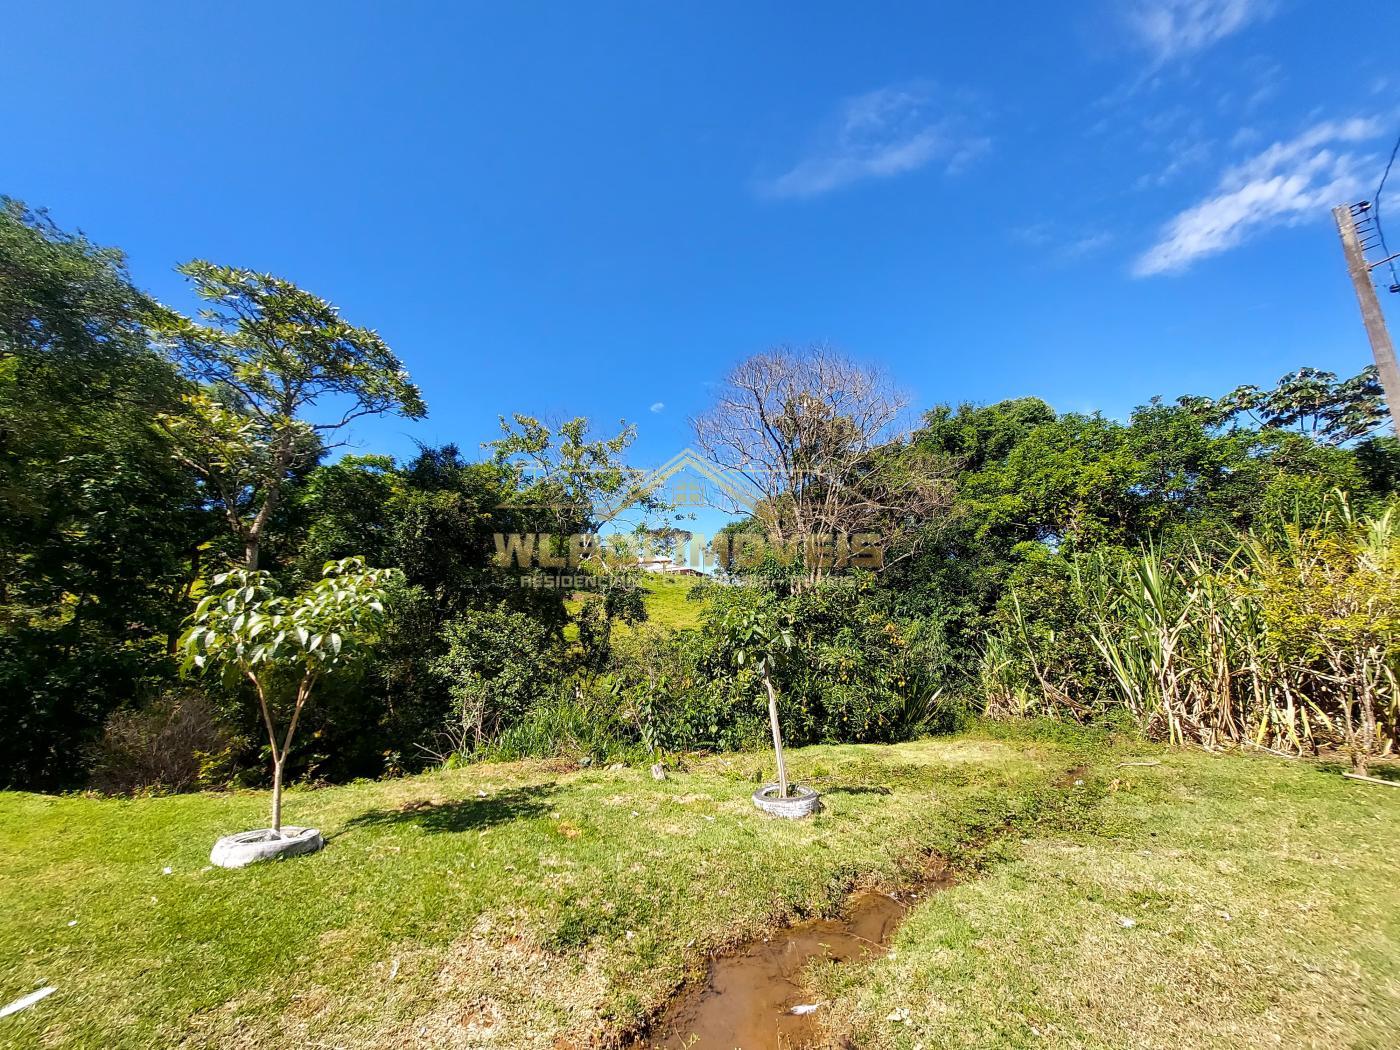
(1333, 202, 1400, 436)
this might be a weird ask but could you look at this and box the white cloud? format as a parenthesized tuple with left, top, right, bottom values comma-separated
(649, 401, 665, 414)
(1126, 0, 1274, 62)
(1133, 118, 1381, 277)
(761, 85, 987, 200)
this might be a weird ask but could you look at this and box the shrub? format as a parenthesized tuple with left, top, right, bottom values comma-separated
(432, 608, 559, 757)
(481, 681, 640, 763)
(88, 691, 240, 795)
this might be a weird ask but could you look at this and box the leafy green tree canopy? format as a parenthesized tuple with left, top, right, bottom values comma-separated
(1180, 366, 1386, 445)
(152, 261, 427, 568)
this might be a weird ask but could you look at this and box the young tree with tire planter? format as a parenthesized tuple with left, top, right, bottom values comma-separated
(180, 557, 400, 833)
(718, 599, 795, 797)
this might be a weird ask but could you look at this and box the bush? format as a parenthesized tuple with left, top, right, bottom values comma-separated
(431, 608, 559, 757)
(481, 682, 642, 763)
(87, 691, 240, 795)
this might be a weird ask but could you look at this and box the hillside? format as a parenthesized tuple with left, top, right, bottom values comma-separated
(1, 729, 1396, 1048)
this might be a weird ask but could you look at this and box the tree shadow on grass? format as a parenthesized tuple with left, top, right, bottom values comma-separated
(333, 783, 559, 839)
(820, 784, 893, 796)
(1317, 761, 1400, 783)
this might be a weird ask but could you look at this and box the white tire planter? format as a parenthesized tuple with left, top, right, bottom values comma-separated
(751, 784, 822, 818)
(210, 827, 324, 869)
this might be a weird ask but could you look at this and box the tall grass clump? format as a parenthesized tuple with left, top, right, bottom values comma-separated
(982, 495, 1399, 772)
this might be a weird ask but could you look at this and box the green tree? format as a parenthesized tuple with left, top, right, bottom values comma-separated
(180, 557, 400, 831)
(152, 262, 426, 569)
(1182, 366, 1387, 446)
(0, 199, 205, 787)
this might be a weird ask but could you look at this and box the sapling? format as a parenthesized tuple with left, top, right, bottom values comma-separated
(720, 603, 795, 797)
(180, 557, 399, 833)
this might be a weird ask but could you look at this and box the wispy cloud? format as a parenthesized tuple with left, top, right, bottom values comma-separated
(1134, 135, 1213, 189)
(1013, 223, 1116, 263)
(760, 84, 987, 200)
(1133, 117, 1381, 277)
(1125, 0, 1275, 63)
(649, 401, 665, 414)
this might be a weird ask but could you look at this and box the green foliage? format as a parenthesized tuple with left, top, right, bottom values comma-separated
(151, 260, 425, 568)
(710, 592, 793, 678)
(432, 608, 558, 753)
(181, 557, 399, 683)
(0, 199, 205, 788)
(1181, 365, 1387, 445)
(180, 557, 400, 828)
(488, 412, 644, 534)
(981, 499, 1400, 770)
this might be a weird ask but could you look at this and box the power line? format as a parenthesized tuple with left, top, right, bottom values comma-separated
(1372, 132, 1400, 291)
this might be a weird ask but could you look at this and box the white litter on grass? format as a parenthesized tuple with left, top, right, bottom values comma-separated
(887, 1007, 910, 1023)
(66, 921, 76, 928)
(161, 867, 172, 875)
(0, 986, 55, 1019)
(1117, 916, 1137, 929)
(388, 958, 400, 981)
(789, 1003, 821, 1015)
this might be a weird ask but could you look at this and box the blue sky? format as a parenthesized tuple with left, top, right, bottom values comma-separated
(3, 1, 1398, 484)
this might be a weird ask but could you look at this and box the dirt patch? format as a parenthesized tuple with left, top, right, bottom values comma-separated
(1056, 764, 1089, 788)
(629, 868, 952, 1050)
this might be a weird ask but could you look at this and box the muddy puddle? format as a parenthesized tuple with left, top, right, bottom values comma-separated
(632, 875, 950, 1050)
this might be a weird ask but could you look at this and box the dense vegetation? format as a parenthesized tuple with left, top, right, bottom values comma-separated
(2, 198, 1397, 794)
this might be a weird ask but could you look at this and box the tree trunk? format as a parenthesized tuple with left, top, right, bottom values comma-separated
(270, 759, 284, 834)
(242, 434, 295, 569)
(762, 668, 789, 798)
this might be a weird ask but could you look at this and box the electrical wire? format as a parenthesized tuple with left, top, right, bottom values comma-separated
(1372, 133, 1400, 290)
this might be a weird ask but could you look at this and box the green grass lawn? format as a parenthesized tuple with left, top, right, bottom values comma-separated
(814, 749, 1400, 1050)
(0, 729, 1396, 1049)
(632, 574, 705, 631)
(564, 574, 707, 642)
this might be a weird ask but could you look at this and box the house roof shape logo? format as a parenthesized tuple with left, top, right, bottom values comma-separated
(597, 447, 764, 523)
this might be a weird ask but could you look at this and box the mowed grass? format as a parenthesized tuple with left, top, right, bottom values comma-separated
(0, 732, 1082, 1049)
(815, 748, 1400, 1049)
(1, 730, 1396, 1049)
